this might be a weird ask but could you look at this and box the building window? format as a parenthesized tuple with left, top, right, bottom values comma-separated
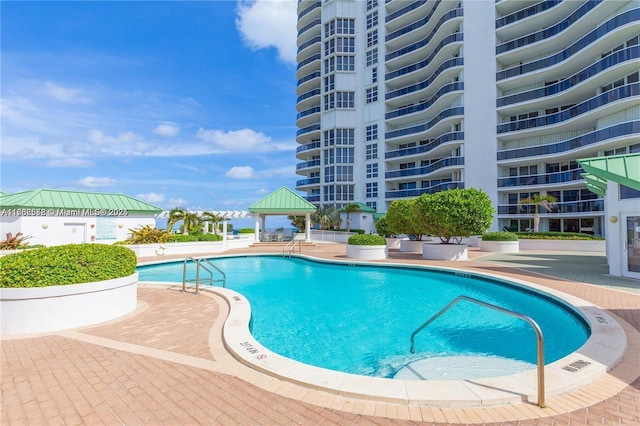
(366, 0, 377, 11)
(336, 55, 355, 71)
(367, 30, 378, 48)
(372, 67, 377, 83)
(324, 93, 335, 110)
(336, 165, 353, 182)
(366, 163, 378, 178)
(336, 91, 355, 108)
(366, 182, 378, 198)
(324, 75, 334, 92)
(324, 148, 335, 165)
(325, 21, 335, 37)
(336, 185, 354, 201)
(335, 147, 354, 163)
(324, 166, 335, 183)
(366, 124, 378, 141)
(324, 57, 335, 73)
(336, 36, 355, 53)
(324, 129, 335, 147)
(366, 86, 378, 103)
(324, 185, 334, 202)
(366, 11, 378, 29)
(336, 18, 355, 35)
(365, 143, 378, 160)
(324, 39, 335, 56)
(366, 49, 378, 66)
(336, 128, 355, 145)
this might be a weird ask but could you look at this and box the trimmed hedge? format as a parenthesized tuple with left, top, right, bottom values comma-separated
(238, 228, 255, 234)
(516, 232, 604, 240)
(165, 234, 223, 243)
(348, 234, 386, 246)
(0, 244, 137, 288)
(482, 231, 519, 242)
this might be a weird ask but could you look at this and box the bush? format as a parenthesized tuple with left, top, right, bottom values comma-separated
(198, 234, 223, 242)
(0, 232, 31, 250)
(238, 228, 255, 234)
(482, 231, 519, 241)
(124, 225, 169, 244)
(374, 216, 396, 238)
(516, 232, 604, 240)
(339, 228, 365, 234)
(386, 198, 429, 240)
(166, 234, 200, 243)
(348, 234, 386, 246)
(0, 244, 137, 288)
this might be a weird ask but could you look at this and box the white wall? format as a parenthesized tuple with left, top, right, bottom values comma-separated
(605, 180, 640, 278)
(0, 214, 156, 246)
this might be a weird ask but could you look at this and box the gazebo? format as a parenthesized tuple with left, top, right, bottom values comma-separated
(248, 187, 316, 242)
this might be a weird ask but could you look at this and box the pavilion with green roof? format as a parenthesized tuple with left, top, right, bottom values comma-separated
(577, 153, 640, 279)
(248, 186, 316, 242)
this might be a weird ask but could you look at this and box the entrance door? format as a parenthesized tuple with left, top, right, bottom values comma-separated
(64, 223, 86, 244)
(623, 215, 640, 279)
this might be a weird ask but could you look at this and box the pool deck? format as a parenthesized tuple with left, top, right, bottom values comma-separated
(2, 244, 639, 425)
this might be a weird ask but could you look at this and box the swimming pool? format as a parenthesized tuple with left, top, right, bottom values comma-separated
(138, 255, 591, 379)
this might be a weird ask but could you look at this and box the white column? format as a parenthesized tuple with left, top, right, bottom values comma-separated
(222, 221, 228, 247)
(305, 213, 311, 242)
(254, 215, 261, 241)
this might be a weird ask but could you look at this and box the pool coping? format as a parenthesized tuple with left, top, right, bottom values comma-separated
(140, 253, 632, 408)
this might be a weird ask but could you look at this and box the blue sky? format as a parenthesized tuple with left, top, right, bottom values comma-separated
(1, 0, 299, 225)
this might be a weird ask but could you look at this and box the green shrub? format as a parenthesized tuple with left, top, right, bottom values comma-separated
(238, 228, 255, 234)
(516, 232, 604, 240)
(482, 231, 519, 241)
(348, 234, 386, 246)
(374, 216, 396, 238)
(339, 228, 365, 234)
(124, 225, 169, 244)
(166, 234, 200, 243)
(0, 244, 137, 288)
(198, 234, 223, 242)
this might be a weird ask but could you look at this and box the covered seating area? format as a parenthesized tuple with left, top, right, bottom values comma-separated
(247, 187, 316, 243)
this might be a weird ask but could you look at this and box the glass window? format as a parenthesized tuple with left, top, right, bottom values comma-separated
(366, 86, 378, 103)
(366, 11, 377, 29)
(549, 219, 561, 232)
(367, 30, 378, 48)
(366, 49, 378, 66)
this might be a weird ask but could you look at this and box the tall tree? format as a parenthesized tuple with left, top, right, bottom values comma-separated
(519, 194, 556, 232)
(342, 203, 361, 232)
(201, 211, 223, 234)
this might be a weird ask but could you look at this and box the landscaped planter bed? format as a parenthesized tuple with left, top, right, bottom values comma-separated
(346, 244, 387, 260)
(423, 243, 469, 261)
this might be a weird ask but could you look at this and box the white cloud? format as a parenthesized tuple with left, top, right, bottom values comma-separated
(196, 128, 272, 152)
(136, 192, 165, 203)
(168, 198, 188, 207)
(45, 158, 94, 168)
(44, 81, 92, 104)
(89, 130, 144, 145)
(226, 166, 255, 179)
(153, 123, 180, 137)
(76, 176, 116, 188)
(236, 0, 297, 65)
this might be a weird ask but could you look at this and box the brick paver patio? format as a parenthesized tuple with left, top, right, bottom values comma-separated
(2, 244, 639, 425)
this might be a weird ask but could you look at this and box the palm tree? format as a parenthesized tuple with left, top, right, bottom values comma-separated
(288, 215, 306, 231)
(167, 207, 202, 235)
(313, 205, 341, 230)
(519, 194, 556, 232)
(201, 211, 223, 234)
(342, 203, 361, 232)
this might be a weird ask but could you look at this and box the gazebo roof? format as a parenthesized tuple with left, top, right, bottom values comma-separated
(578, 153, 640, 195)
(248, 187, 316, 214)
(337, 202, 376, 214)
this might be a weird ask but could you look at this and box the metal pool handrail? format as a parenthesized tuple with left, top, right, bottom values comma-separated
(409, 295, 546, 408)
(182, 257, 226, 294)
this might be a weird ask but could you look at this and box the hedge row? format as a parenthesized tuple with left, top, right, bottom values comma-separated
(0, 244, 137, 288)
(482, 231, 519, 241)
(165, 234, 223, 243)
(516, 232, 604, 240)
(348, 234, 386, 246)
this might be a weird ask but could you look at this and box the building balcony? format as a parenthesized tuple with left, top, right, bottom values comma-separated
(386, 156, 464, 179)
(386, 106, 464, 140)
(496, 0, 563, 29)
(386, 57, 463, 103)
(385, 181, 463, 199)
(296, 177, 321, 187)
(386, 82, 463, 123)
(296, 159, 321, 171)
(497, 168, 584, 188)
(497, 199, 605, 215)
(386, 131, 464, 159)
(296, 123, 321, 137)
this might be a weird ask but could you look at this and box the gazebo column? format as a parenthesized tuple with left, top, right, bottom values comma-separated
(254, 215, 261, 242)
(305, 212, 311, 242)
(222, 221, 228, 247)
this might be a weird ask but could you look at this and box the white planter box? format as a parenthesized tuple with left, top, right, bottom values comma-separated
(1, 273, 138, 335)
(385, 237, 401, 249)
(400, 239, 426, 253)
(518, 239, 605, 252)
(481, 240, 520, 253)
(346, 244, 387, 260)
(423, 243, 468, 260)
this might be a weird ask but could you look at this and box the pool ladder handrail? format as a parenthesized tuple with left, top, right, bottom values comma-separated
(182, 257, 226, 294)
(282, 239, 302, 257)
(409, 295, 546, 408)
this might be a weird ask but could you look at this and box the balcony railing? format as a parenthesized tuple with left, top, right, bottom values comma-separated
(296, 88, 321, 104)
(386, 33, 463, 80)
(497, 168, 583, 187)
(386, 0, 446, 42)
(386, 157, 463, 179)
(297, 106, 321, 120)
(386, 181, 463, 199)
(496, 8, 639, 80)
(496, 0, 602, 54)
(296, 177, 321, 186)
(497, 46, 639, 107)
(386, 0, 428, 23)
(297, 71, 321, 87)
(386, 82, 463, 119)
(296, 123, 321, 137)
(497, 121, 640, 160)
(497, 83, 639, 133)
(296, 140, 321, 154)
(386, 107, 464, 139)
(386, 131, 464, 159)
(296, 159, 321, 170)
(496, 0, 563, 28)
(497, 199, 604, 215)
(386, 57, 463, 100)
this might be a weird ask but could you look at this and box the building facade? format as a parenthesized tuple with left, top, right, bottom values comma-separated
(294, 0, 640, 235)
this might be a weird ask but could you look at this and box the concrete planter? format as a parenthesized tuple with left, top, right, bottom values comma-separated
(400, 239, 426, 253)
(481, 240, 520, 253)
(518, 239, 605, 252)
(385, 237, 401, 249)
(346, 244, 387, 260)
(423, 243, 468, 260)
(1, 273, 138, 335)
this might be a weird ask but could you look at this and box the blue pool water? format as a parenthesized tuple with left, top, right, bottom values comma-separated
(138, 256, 590, 378)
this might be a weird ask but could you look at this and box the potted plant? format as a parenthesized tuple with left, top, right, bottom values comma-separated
(346, 234, 387, 260)
(416, 188, 494, 260)
(480, 231, 519, 253)
(1, 244, 138, 334)
(374, 216, 400, 249)
(386, 198, 429, 252)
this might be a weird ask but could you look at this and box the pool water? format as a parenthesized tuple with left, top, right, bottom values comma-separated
(138, 256, 590, 378)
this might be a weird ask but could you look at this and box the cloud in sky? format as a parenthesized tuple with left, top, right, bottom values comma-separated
(76, 176, 117, 188)
(196, 128, 272, 152)
(45, 158, 94, 168)
(137, 192, 165, 203)
(236, 0, 297, 65)
(226, 166, 255, 179)
(43, 81, 92, 104)
(153, 123, 180, 137)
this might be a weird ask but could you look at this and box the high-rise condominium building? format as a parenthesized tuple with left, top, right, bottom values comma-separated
(294, 0, 639, 235)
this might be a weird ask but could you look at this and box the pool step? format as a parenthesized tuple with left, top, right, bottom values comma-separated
(394, 355, 534, 381)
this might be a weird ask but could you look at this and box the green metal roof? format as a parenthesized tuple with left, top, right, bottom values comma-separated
(338, 202, 376, 213)
(578, 153, 640, 194)
(248, 187, 316, 214)
(0, 188, 162, 213)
